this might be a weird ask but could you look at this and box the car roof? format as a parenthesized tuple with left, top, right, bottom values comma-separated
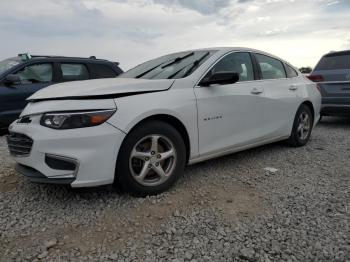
(190, 46, 271, 53)
(186, 47, 293, 66)
(192, 47, 257, 52)
(5, 57, 22, 62)
(323, 50, 350, 58)
(6, 55, 119, 65)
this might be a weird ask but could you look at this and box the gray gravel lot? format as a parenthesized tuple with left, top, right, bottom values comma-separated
(0, 117, 349, 262)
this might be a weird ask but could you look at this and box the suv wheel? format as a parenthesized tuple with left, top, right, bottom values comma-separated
(115, 120, 186, 196)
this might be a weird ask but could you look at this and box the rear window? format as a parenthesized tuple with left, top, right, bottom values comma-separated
(315, 54, 350, 70)
(91, 64, 118, 78)
(256, 54, 286, 80)
(285, 64, 298, 78)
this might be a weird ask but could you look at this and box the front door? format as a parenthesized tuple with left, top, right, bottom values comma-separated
(194, 52, 265, 156)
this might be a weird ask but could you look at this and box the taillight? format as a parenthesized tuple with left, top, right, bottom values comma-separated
(307, 75, 324, 82)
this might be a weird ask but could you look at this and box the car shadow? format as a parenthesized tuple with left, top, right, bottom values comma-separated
(17, 138, 293, 200)
(186, 140, 286, 174)
(318, 116, 350, 128)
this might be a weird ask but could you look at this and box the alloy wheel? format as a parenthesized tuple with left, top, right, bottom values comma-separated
(297, 111, 311, 140)
(129, 135, 177, 187)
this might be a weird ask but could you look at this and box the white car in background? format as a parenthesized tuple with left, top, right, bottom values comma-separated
(7, 47, 321, 196)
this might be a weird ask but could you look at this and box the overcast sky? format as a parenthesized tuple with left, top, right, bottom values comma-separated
(0, 0, 349, 70)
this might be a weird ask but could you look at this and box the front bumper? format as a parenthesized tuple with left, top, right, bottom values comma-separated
(15, 163, 76, 185)
(8, 115, 126, 188)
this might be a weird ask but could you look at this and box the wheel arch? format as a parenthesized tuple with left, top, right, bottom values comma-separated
(123, 114, 191, 163)
(300, 100, 315, 122)
(288, 100, 316, 136)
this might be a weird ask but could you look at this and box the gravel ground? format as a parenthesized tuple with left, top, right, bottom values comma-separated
(0, 117, 349, 262)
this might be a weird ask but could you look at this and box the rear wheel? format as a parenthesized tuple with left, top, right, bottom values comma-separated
(287, 104, 313, 147)
(115, 120, 186, 197)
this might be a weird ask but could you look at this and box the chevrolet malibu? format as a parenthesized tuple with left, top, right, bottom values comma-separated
(7, 48, 321, 196)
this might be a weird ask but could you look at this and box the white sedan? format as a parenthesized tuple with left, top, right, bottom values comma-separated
(7, 47, 321, 196)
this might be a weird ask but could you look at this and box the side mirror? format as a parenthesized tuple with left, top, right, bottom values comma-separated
(200, 72, 239, 87)
(3, 74, 21, 86)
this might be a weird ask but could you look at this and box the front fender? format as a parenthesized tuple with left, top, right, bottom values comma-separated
(108, 89, 199, 159)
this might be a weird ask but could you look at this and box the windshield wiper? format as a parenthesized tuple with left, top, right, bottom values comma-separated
(161, 52, 195, 69)
(135, 52, 194, 78)
(167, 52, 210, 79)
(135, 62, 166, 78)
(135, 52, 195, 78)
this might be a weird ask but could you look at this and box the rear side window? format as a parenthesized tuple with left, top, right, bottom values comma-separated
(285, 64, 298, 78)
(14, 63, 53, 84)
(315, 55, 350, 70)
(61, 63, 89, 81)
(91, 64, 118, 78)
(256, 54, 286, 80)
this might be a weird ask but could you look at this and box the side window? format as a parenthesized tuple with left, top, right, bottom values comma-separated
(285, 64, 298, 78)
(204, 52, 254, 82)
(92, 64, 118, 78)
(61, 63, 89, 81)
(256, 54, 286, 80)
(14, 63, 53, 84)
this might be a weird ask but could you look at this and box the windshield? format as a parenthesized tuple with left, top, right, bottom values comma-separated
(0, 59, 20, 75)
(120, 50, 217, 79)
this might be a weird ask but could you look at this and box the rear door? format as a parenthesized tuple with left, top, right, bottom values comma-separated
(254, 53, 300, 138)
(312, 53, 350, 105)
(0, 62, 55, 126)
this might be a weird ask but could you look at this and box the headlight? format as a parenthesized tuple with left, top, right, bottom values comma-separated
(40, 109, 116, 129)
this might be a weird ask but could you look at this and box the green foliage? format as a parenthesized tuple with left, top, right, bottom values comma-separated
(299, 67, 312, 74)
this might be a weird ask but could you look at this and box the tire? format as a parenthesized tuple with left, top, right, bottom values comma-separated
(115, 120, 186, 197)
(287, 104, 314, 147)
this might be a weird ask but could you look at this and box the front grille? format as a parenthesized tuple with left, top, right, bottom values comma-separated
(6, 133, 33, 157)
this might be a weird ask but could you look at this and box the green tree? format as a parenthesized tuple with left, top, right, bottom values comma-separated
(299, 67, 313, 74)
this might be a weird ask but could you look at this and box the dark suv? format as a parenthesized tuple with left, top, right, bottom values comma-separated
(308, 50, 350, 117)
(0, 54, 123, 132)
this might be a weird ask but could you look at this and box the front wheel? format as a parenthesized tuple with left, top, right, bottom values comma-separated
(287, 104, 314, 147)
(115, 120, 186, 197)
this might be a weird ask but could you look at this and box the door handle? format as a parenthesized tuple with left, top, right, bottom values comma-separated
(251, 88, 263, 95)
(289, 85, 298, 91)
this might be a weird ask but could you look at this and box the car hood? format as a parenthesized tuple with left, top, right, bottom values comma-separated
(28, 78, 175, 101)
